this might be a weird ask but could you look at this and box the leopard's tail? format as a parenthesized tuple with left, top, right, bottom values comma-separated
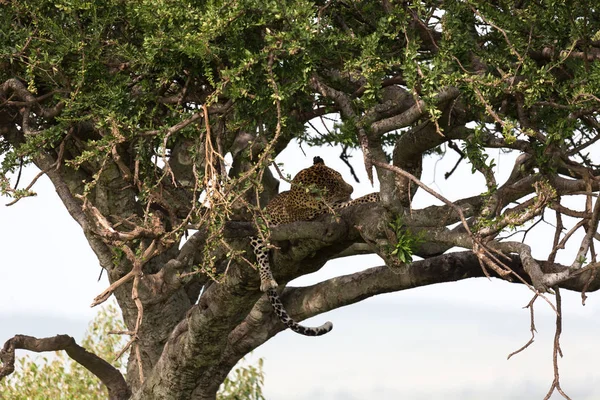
(251, 236, 333, 336)
(267, 288, 333, 336)
(250, 237, 279, 292)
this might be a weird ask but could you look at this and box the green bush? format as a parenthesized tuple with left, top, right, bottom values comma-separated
(0, 303, 264, 399)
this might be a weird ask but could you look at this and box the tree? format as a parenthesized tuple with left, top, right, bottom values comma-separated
(0, 303, 264, 400)
(1, 0, 599, 398)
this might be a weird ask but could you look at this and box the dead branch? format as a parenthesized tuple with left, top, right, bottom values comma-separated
(549, 219, 587, 261)
(492, 241, 547, 291)
(572, 192, 600, 268)
(91, 240, 158, 307)
(549, 208, 564, 263)
(92, 242, 154, 383)
(0, 334, 130, 400)
(507, 294, 538, 359)
(543, 287, 572, 400)
(91, 269, 136, 307)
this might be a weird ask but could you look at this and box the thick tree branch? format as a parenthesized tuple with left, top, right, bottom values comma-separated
(0, 334, 130, 400)
(217, 249, 600, 370)
(287, 252, 600, 320)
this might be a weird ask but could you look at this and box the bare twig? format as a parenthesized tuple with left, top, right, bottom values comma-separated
(549, 219, 587, 262)
(444, 141, 465, 179)
(91, 269, 137, 307)
(140, 102, 232, 137)
(5, 132, 70, 206)
(91, 240, 159, 307)
(370, 159, 472, 232)
(572, 192, 600, 268)
(507, 294, 538, 359)
(543, 287, 572, 400)
(549, 208, 564, 263)
(270, 161, 292, 184)
(470, 6, 524, 63)
(339, 146, 360, 183)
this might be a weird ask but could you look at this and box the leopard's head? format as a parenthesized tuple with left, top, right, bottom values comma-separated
(284, 157, 353, 217)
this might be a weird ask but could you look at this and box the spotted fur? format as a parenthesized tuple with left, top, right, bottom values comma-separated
(252, 157, 379, 336)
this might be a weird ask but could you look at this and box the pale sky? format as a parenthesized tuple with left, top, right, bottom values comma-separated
(1, 141, 598, 399)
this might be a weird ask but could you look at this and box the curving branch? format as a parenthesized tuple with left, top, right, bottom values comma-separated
(216, 252, 514, 377)
(491, 241, 546, 291)
(217, 249, 600, 370)
(0, 334, 130, 400)
(371, 86, 460, 136)
(0, 78, 66, 135)
(283, 251, 600, 325)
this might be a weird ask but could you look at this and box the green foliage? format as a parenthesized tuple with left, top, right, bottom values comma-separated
(0, 303, 265, 399)
(219, 358, 265, 400)
(2, 0, 599, 189)
(388, 217, 422, 264)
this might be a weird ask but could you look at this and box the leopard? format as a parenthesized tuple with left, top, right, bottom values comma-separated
(251, 156, 380, 336)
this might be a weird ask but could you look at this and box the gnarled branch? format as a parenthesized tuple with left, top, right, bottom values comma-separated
(0, 334, 130, 400)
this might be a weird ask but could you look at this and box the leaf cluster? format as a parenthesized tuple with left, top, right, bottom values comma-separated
(388, 216, 422, 264)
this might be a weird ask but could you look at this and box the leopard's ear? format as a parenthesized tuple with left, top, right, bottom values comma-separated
(313, 156, 324, 165)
